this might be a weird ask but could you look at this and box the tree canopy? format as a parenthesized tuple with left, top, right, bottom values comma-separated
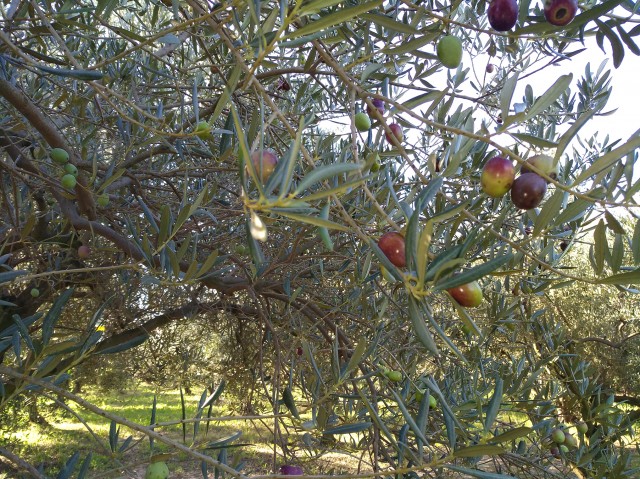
(2, 0, 640, 477)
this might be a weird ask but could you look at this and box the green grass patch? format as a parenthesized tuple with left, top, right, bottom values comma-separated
(1, 383, 275, 478)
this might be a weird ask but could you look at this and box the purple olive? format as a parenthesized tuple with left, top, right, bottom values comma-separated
(280, 466, 303, 475)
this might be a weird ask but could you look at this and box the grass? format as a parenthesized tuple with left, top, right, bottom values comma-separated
(3, 383, 640, 478)
(0, 381, 388, 478)
(1, 383, 285, 478)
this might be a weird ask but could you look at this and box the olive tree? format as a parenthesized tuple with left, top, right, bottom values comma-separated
(1, 0, 640, 477)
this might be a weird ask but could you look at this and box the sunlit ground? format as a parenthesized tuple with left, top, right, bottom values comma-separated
(0, 384, 367, 478)
(1, 386, 268, 477)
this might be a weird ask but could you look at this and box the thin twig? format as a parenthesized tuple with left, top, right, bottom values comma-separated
(0, 446, 46, 479)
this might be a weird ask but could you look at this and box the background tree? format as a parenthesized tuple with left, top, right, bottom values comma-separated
(2, 0, 640, 477)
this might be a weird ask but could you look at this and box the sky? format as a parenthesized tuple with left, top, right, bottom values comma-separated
(511, 35, 640, 142)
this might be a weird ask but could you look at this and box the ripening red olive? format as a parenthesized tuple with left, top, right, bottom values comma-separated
(385, 123, 403, 144)
(78, 245, 91, 259)
(377, 232, 406, 268)
(249, 149, 278, 182)
(481, 156, 516, 198)
(447, 281, 483, 307)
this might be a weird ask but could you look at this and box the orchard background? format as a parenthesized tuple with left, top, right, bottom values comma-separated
(2, 0, 640, 477)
